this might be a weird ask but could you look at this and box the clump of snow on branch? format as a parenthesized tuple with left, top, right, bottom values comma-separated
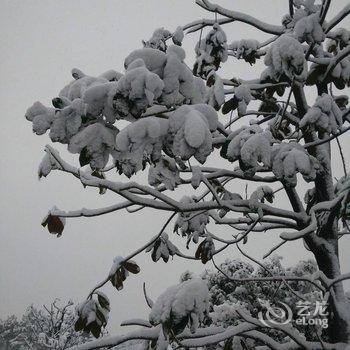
(294, 12, 325, 44)
(327, 28, 350, 53)
(167, 104, 217, 163)
(148, 156, 181, 190)
(56, 68, 122, 124)
(283, 0, 321, 31)
(49, 99, 86, 143)
(234, 84, 253, 116)
(191, 166, 202, 189)
(68, 123, 117, 170)
(226, 125, 273, 176)
(162, 45, 199, 106)
(172, 26, 184, 46)
(111, 60, 164, 121)
(108, 256, 140, 290)
(143, 28, 172, 52)
(308, 28, 350, 89)
(59, 68, 117, 100)
(249, 186, 275, 217)
(229, 39, 260, 64)
(149, 278, 209, 334)
(326, 28, 350, 88)
(271, 142, 319, 187)
(38, 148, 61, 179)
(193, 23, 228, 78)
(114, 103, 217, 177)
(262, 34, 307, 82)
(82, 82, 119, 123)
(300, 93, 343, 134)
(125, 45, 206, 106)
(74, 295, 109, 338)
(25, 101, 55, 135)
(218, 190, 243, 218)
(114, 117, 168, 177)
(206, 73, 225, 110)
(174, 196, 209, 246)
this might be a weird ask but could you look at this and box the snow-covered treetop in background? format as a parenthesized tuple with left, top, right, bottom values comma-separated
(0, 300, 95, 350)
(24, 0, 350, 349)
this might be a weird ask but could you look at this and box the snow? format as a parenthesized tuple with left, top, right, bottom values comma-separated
(192, 104, 218, 131)
(82, 81, 118, 123)
(112, 340, 150, 350)
(191, 166, 202, 189)
(125, 48, 168, 77)
(162, 46, 194, 105)
(294, 12, 325, 44)
(300, 93, 343, 134)
(76, 295, 110, 332)
(263, 34, 307, 82)
(234, 84, 253, 116)
(192, 76, 208, 104)
(149, 278, 209, 334)
(38, 150, 61, 179)
(174, 196, 209, 245)
(112, 64, 164, 120)
(99, 69, 123, 81)
(25, 101, 52, 122)
(229, 39, 260, 64)
(25, 101, 55, 135)
(145, 232, 179, 263)
(148, 156, 181, 190)
(59, 70, 109, 101)
(184, 112, 208, 148)
(206, 73, 225, 110)
(68, 123, 117, 169)
(271, 142, 319, 187)
(109, 256, 124, 277)
(114, 117, 169, 177)
(210, 302, 246, 327)
(226, 125, 273, 176)
(49, 99, 85, 143)
(249, 186, 274, 217)
(168, 105, 215, 163)
(125, 46, 206, 107)
(172, 26, 184, 46)
(194, 23, 228, 78)
(143, 28, 172, 52)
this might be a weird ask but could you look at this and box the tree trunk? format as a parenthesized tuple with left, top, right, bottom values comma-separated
(293, 82, 350, 343)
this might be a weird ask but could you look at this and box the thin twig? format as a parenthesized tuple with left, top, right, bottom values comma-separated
(335, 137, 347, 176)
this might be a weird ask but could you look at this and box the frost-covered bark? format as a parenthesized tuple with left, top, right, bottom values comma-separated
(24, 0, 350, 349)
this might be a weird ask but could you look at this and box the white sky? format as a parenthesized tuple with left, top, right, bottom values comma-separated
(0, 0, 349, 335)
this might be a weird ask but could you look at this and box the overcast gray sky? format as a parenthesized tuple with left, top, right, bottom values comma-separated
(1, 0, 349, 334)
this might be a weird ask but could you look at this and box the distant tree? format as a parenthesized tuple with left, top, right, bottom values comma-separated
(24, 0, 350, 349)
(201, 257, 322, 348)
(0, 315, 23, 350)
(0, 300, 93, 349)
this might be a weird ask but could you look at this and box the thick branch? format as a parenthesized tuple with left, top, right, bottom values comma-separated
(195, 0, 285, 35)
(325, 3, 350, 33)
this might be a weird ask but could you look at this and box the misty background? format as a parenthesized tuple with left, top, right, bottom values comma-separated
(1, 0, 349, 335)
